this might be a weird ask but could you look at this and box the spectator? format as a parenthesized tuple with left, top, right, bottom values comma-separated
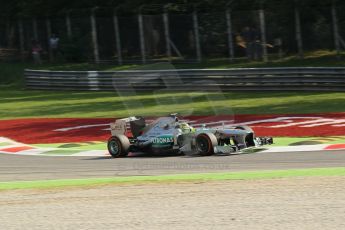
(241, 26, 261, 60)
(252, 28, 262, 60)
(241, 26, 253, 60)
(31, 40, 42, 64)
(49, 34, 60, 61)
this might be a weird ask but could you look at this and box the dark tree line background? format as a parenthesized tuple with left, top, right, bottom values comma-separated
(1, 0, 344, 62)
(0, 0, 338, 17)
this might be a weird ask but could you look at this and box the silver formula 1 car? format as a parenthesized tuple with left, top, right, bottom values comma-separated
(107, 114, 273, 158)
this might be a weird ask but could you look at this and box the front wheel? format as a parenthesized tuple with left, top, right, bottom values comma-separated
(195, 133, 218, 156)
(107, 135, 130, 158)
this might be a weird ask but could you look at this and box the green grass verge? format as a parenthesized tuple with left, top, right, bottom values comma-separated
(0, 167, 344, 191)
(272, 136, 345, 146)
(1, 51, 345, 119)
(1, 90, 344, 119)
(34, 142, 106, 150)
(42, 149, 82, 155)
(0, 142, 12, 147)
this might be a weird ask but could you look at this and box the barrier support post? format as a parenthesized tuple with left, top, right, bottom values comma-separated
(331, 0, 341, 57)
(113, 10, 123, 65)
(163, 6, 172, 60)
(259, 8, 268, 62)
(46, 17, 52, 61)
(294, 2, 304, 59)
(138, 11, 146, 64)
(90, 8, 100, 64)
(66, 12, 72, 39)
(18, 19, 25, 61)
(226, 8, 234, 61)
(193, 10, 202, 63)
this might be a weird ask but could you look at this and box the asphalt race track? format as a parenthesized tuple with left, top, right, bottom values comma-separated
(0, 150, 345, 181)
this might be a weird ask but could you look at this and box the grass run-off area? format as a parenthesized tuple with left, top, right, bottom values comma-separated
(0, 167, 344, 191)
(0, 50, 344, 119)
(0, 90, 344, 119)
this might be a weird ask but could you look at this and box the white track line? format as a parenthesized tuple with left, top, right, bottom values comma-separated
(262, 145, 329, 153)
(54, 124, 109, 132)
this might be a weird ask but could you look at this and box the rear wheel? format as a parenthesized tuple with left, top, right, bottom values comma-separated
(195, 133, 218, 156)
(107, 135, 130, 158)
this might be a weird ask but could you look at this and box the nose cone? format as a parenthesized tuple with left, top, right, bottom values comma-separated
(220, 129, 251, 136)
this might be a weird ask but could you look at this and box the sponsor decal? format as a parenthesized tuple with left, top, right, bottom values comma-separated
(152, 136, 174, 144)
(152, 135, 174, 147)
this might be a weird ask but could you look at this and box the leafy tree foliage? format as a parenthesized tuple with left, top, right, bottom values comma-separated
(0, 0, 340, 17)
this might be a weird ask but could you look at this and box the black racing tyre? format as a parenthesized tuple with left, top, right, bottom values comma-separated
(195, 133, 218, 156)
(235, 125, 255, 147)
(107, 135, 130, 158)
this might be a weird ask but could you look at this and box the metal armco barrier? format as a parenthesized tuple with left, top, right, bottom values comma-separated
(25, 67, 345, 91)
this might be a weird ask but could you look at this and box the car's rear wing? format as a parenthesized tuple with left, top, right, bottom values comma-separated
(110, 116, 145, 137)
(110, 120, 127, 136)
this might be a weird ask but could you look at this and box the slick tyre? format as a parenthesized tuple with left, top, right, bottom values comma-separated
(195, 133, 218, 156)
(107, 135, 130, 158)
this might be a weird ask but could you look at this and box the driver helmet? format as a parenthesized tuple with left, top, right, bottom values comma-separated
(180, 122, 195, 133)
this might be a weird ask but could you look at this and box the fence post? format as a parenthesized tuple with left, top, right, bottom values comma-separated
(138, 11, 146, 64)
(259, 8, 268, 62)
(113, 10, 123, 65)
(17, 19, 25, 60)
(226, 8, 234, 61)
(193, 10, 202, 63)
(90, 8, 100, 64)
(32, 18, 38, 41)
(163, 6, 172, 60)
(331, 0, 341, 57)
(66, 12, 72, 39)
(46, 17, 52, 61)
(294, 4, 304, 59)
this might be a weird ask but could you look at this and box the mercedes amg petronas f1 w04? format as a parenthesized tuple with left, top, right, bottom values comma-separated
(107, 114, 273, 158)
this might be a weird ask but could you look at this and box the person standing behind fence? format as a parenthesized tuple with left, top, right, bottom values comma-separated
(242, 27, 254, 60)
(251, 27, 262, 61)
(241, 26, 262, 61)
(49, 34, 60, 61)
(31, 40, 42, 64)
